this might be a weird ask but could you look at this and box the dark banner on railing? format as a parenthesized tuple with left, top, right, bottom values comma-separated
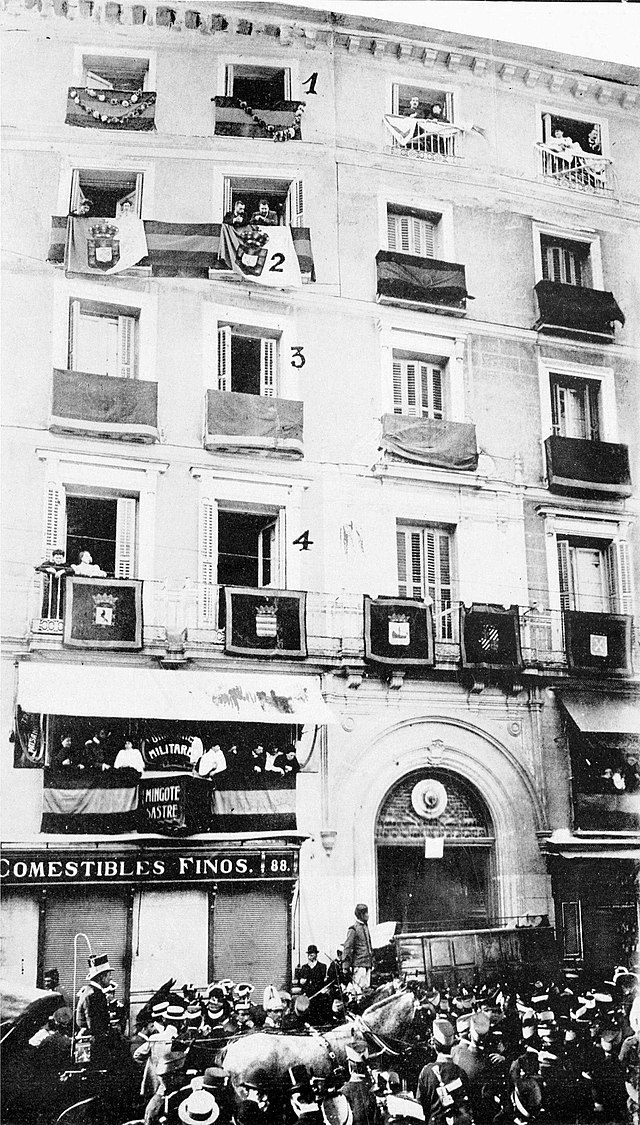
(364, 596, 435, 666)
(63, 577, 143, 650)
(41, 767, 140, 834)
(460, 604, 523, 670)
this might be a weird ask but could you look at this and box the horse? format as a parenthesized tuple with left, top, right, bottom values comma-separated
(221, 986, 419, 1096)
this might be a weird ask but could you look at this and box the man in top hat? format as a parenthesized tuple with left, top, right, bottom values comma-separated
(340, 1044, 380, 1125)
(289, 1064, 323, 1123)
(297, 945, 329, 1025)
(75, 953, 113, 1059)
(417, 1018, 471, 1125)
(343, 905, 374, 999)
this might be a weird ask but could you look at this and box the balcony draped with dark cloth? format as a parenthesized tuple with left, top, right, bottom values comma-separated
(41, 767, 140, 834)
(65, 88, 156, 130)
(564, 611, 633, 675)
(225, 587, 307, 657)
(376, 249, 469, 310)
(51, 368, 159, 444)
(138, 771, 297, 834)
(380, 414, 478, 470)
(558, 691, 640, 833)
(545, 435, 632, 498)
(364, 596, 435, 666)
(460, 604, 523, 670)
(47, 218, 315, 280)
(213, 96, 302, 139)
(205, 389, 303, 456)
(534, 280, 625, 340)
(63, 577, 143, 650)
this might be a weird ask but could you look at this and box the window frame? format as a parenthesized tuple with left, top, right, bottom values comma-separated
(203, 301, 294, 402)
(73, 45, 156, 90)
(52, 275, 157, 386)
(379, 327, 465, 421)
(541, 508, 634, 621)
(396, 522, 457, 641)
(379, 194, 454, 263)
(537, 105, 610, 158)
(392, 354, 445, 419)
(532, 222, 603, 290)
(215, 55, 299, 100)
(390, 80, 454, 123)
(221, 174, 304, 227)
(537, 357, 617, 460)
(56, 161, 155, 221)
(68, 298, 140, 381)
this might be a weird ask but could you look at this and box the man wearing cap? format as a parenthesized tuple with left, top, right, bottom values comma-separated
(340, 1044, 380, 1125)
(343, 905, 374, 999)
(75, 953, 113, 1060)
(452, 1010, 505, 1123)
(417, 1018, 472, 1125)
(297, 945, 329, 1025)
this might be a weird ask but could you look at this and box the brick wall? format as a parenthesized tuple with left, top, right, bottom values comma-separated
(375, 769, 490, 842)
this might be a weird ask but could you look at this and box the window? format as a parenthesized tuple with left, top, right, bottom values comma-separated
(541, 113, 603, 156)
(222, 176, 303, 227)
(397, 524, 455, 640)
(550, 374, 599, 440)
(43, 486, 137, 579)
(70, 169, 143, 218)
(82, 54, 149, 92)
(69, 299, 138, 379)
(199, 501, 283, 624)
(217, 326, 277, 396)
(392, 83, 451, 122)
(541, 235, 592, 288)
(387, 206, 438, 259)
(225, 64, 291, 107)
(392, 355, 445, 418)
(557, 537, 632, 614)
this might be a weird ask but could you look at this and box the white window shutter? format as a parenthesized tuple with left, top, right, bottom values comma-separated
(392, 361, 403, 413)
(199, 499, 217, 622)
(68, 299, 80, 370)
(135, 172, 144, 218)
(399, 216, 411, 253)
(118, 316, 136, 379)
(557, 539, 572, 611)
(391, 84, 399, 115)
(405, 362, 418, 416)
(387, 213, 397, 251)
(224, 65, 234, 97)
(431, 367, 443, 419)
(115, 497, 136, 578)
(85, 69, 113, 90)
(608, 541, 634, 616)
(70, 169, 81, 212)
(258, 520, 277, 588)
(217, 325, 231, 391)
(397, 529, 408, 597)
(222, 178, 233, 218)
(44, 483, 65, 557)
(550, 380, 561, 435)
(260, 338, 276, 396)
(410, 531, 424, 600)
(421, 219, 435, 259)
(294, 180, 304, 227)
(283, 69, 292, 100)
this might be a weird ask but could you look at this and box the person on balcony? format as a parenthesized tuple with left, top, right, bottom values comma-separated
(35, 547, 70, 618)
(113, 739, 146, 773)
(342, 904, 374, 998)
(195, 743, 227, 778)
(223, 200, 248, 228)
(404, 96, 423, 119)
(72, 550, 107, 577)
(250, 198, 279, 226)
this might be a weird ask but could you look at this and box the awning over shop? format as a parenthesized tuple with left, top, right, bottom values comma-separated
(557, 691, 640, 736)
(17, 663, 337, 724)
(542, 830, 640, 860)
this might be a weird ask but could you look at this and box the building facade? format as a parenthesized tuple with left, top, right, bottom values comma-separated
(1, 1, 639, 1017)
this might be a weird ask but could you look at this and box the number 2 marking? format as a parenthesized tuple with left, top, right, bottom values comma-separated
(268, 252, 285, 273)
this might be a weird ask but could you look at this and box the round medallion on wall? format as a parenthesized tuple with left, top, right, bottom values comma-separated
(411, 779, 448, 819)
(341, 716, 355, 733)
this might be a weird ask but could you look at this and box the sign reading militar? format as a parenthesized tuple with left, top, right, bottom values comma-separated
(63, 577, 143, 650)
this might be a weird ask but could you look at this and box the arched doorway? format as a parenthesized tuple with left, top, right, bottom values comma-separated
(376, 769, 495, 932)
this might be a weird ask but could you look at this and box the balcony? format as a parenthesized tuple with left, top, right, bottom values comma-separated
(536, 143, 615, 195)
(383, 114, 462, 163)
(66, 87, 156, 130)
(213, 96, 303, 140)
(51, 368, 159, 443)
(380, 415, 478, 471)
(205, 389, 303, 457)
(460, 604, 523, 671)
(534, 280, 624, 342)
(545, 435, 632, 499)
(224, 587, 307, 658)
(376, 250, 469, 313)
(48, 218, 314, 282)
(564, 611, 633, 676)
(364, 597, 435, 667)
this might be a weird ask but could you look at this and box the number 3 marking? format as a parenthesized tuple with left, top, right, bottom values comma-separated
(291, 346, 305, 369)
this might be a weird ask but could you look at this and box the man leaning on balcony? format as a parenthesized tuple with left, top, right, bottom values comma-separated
(35, 547, 70, 618)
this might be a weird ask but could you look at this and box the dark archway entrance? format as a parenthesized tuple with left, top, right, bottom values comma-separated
(376, 769, 495, 932)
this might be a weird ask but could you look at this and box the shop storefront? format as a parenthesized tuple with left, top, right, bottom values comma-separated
(0, 843, 298, 1024)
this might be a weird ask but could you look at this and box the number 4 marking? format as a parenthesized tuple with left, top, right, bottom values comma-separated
(293, 530, 314, 551)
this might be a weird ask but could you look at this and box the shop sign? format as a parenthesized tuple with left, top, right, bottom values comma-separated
(0, 848, 297, 885)
(138, 774, 213, 833)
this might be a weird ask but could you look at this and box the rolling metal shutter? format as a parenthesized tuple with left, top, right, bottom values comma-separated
(213, 884, 289, 995)
(43, 888, 129, 1007)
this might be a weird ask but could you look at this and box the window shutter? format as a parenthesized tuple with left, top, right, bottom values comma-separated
(588, 383, 600, 442)
(557, 539, 572, 611)
(425, 530, 437, 607)
(541, 245, 550, 281)
(258, 520, 277, 588)
(391, 84, 399, 115)
(294, 180, 304, 227)
(260, 338, 276, 397)
(431, 367, 443, 419)
(608, 542, 633, 616)
(437, 531, 453, 639)
(550, 380, 561, 435)
(85, 69, 114, 90)
(387, 213, 397, 251)
(399, 216, 411, 253)
(392, 361, 403, 413)
(199, 500, 217, 623)
(224, 65, 234, 97)
(420, 219, 435, 258)
(405, 363, 418, 416)
(283, 69, 292, 100)
(420, 364, 443, 419)
(115, 497, 136, 578)
(217, 325, 231, 391)
(397, 529, 408, 598)
(118, 316, 135, 379)
(44, 483, 64, 557)
(222, 179, 233, 219)
(68, 299, 81, 370)
(70, 169, 81, 213)
(397, 528, 423, 600)
(135, 172, 144, 218)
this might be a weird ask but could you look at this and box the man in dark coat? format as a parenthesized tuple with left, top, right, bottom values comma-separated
(340, 1045, 381, 1125)
(75, 953, 113, 1063)
(296, 945, 329, 1024)
(342, 904, 374, 998)
(417, 1018, 472, 1125)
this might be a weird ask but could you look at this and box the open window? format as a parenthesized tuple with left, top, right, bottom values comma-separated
(70, 169, 143, 218)
(69, 299, 138, 379)
(82, 54, 150, 92)
(222, 176, 304, 227)
(392, 83, 451, 123)
(387, 206, 440, 259)
(217, 325, 277, 396)
(225, 64, 291, 107)
(44, 484, 137, 579)
(550, 373, 600, 441)
(541, 113, 603, 156)
(392, 353, 446, 418)
(217, 510, 279, 590)
(557, 537, 632, 615)
(397, 524, 456, 641)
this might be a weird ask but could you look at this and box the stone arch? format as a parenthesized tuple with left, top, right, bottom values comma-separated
(332, 714, 550, 925)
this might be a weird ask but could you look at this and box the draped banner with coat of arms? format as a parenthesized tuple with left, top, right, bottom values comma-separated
(65, 215, 148, 275)
(219, 223, 302, 288)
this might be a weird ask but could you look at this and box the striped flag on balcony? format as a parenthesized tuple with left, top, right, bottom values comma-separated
(41, 767, 140, 834)
(210, 770, 297, 833)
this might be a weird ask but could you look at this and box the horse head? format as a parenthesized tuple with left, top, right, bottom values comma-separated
(359, 986, 418, 1043)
